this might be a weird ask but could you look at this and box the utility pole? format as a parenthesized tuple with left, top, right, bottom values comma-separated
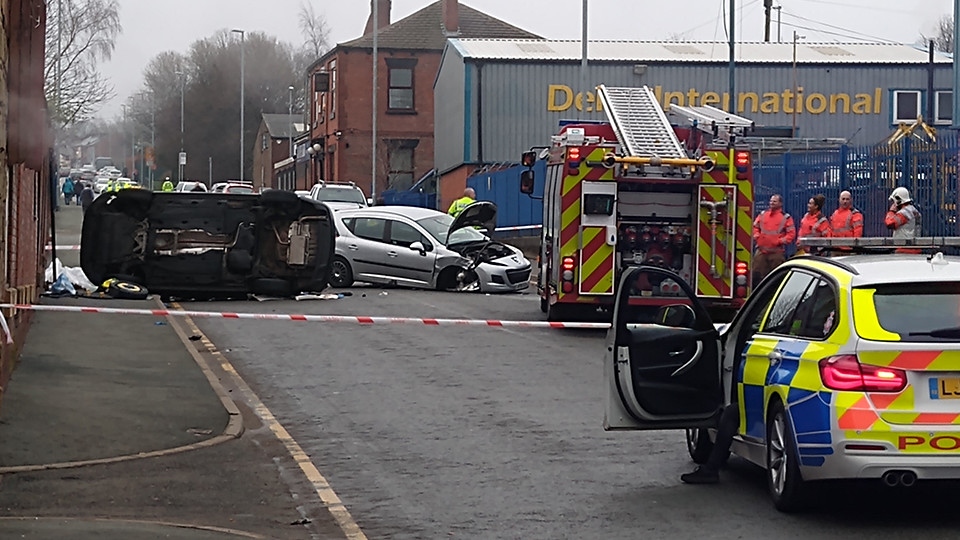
(176, 71, 185, 182)
(728, 0, 736, 113)
(763, 0, 773, 42)
(288, 85, 295, 160)
(232, 29, 246, 181)
(372, 0, 379, 201)
(792, 30, 805, 137)
(580, 0, 588, 121)
(774, 4, 782, 42)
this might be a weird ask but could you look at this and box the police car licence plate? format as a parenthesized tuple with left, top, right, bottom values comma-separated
(930, 377, 960, 399)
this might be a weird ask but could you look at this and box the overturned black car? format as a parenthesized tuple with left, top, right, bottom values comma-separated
(81, 189, 335, 298)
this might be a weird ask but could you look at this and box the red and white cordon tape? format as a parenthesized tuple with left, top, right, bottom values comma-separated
(0, 303, 611, 329)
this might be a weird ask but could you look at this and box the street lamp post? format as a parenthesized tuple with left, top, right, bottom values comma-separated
(288, 85, 294, 161)
(232, 29, 245, 181)
(175, 70, 185, 181)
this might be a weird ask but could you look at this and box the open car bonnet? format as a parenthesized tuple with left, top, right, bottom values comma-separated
(446, 201, 497, 244)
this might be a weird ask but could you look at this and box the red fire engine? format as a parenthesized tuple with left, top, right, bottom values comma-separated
(520, 85, 756, 321)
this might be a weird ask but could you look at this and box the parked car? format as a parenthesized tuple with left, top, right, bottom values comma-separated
(81, 189, 336, 298)
(605, 249, 960, 511)
(175, 181, 208, 193)
(330, 202, 530, 292)
(211, 182, 256, 194)
(308, 181, 370, 208)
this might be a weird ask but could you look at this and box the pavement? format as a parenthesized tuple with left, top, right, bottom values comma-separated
(0, 203, 343, 538)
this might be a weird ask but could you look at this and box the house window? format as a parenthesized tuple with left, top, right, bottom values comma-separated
(328, 60, 337, 120)
(262, 133, 268, 150)
(893, 91, 921, 123)
(387, 141, 416, 191)
(385, 58, 417, 112)
(935, 91, 953, 125)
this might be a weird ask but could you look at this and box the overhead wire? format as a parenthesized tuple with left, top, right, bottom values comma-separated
(780, 10, 900, 43)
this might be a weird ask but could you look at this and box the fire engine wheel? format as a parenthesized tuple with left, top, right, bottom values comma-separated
(546, 302, 575, 322)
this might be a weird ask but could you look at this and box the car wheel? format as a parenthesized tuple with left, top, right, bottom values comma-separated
(767, 400, 808, 512)
(107, 280, 149, 300)
(329, 256, 354, 288)
(227, 250, 253, 273)
(686, 428, 715, 465)
(251, 278, 293, 297)
(259, 189, 300, 214)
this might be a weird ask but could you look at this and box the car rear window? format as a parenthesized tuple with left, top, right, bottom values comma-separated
(854, 283, 960, 342)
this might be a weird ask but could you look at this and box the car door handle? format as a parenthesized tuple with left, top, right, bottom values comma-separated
(347, 244, 359, 251)
(670, 342, 704, 377)
(387, 251, 398, 258)
(768, 350, 783, 362)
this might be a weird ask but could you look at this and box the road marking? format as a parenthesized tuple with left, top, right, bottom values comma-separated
(175, 304, 368, 540)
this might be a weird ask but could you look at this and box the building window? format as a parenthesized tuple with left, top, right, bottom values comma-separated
(386, 58, 417, 112)
(387, 141, 416, 191)
(893, 90, 921, 123)
(328, 60, 337, 120)
(262, 133, 268, 150)
(935, 91, 953, 125)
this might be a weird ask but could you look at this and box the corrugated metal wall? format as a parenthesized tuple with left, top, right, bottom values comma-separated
(434, 56, 952, 172)
(434, 50, 467, 174)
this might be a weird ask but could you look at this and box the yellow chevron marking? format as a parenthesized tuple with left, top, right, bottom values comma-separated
(580, 227, 614, 294)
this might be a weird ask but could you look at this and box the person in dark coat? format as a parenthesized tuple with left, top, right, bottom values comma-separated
(79, 182, 95, 212)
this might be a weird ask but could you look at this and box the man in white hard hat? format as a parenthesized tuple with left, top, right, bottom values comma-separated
(885, 186, 921, 253)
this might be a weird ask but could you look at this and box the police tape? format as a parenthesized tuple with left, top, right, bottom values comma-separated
(0, 303, 612, 329)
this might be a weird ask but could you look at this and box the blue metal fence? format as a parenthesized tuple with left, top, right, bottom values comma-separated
(755, 135, 960, 237)
(380, 189, 436, 209)
(466, 161, 545, 238)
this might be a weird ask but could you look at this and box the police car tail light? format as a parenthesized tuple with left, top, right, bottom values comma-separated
(819, 355, 907, 393)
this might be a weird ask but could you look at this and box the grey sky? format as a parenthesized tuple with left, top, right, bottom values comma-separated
(99, 0, 953, 119)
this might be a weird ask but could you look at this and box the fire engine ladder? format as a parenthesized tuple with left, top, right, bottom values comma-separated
(596, 85, 688, 160)
(667, 103, 754, 140)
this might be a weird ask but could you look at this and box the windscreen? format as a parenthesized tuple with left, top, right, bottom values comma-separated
(315, 187, 365, 204)
(416, 214, 486, 245)
(856, 283, 960, 342)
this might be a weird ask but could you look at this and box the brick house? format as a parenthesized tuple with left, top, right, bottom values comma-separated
(251, 113, 305, 192)
(304, 0, 539, 203)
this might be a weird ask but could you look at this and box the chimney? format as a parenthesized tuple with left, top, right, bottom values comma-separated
(363, 0, 392, 35)
(442, 0, 460, 36)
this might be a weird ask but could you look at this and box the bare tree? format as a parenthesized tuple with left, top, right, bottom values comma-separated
(45, 0, 123, 129)
(298, 2, 331, 60)
(920, 15, 953, 53)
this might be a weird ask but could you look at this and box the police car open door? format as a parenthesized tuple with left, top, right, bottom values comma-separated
(605, 266, 725, 430)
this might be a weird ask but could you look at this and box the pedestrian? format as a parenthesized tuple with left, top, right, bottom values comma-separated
(79, 182, 94, 212)
(796, 194, 831, 255)
(885, 186, 921, 253)
(161, 177, 174, 192)
(829, 190, 863, 238)
(752, 194, 795, 283)
(447, 187, 476, 218)
(73, 181, 84, 204)
(61, 177, 75, 205)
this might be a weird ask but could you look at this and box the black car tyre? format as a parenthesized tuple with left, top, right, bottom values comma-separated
(227, 250, 254, 273)
(329, 256, 354, 288)
(107, 188, 153, 220)
(107, 280, 149, 300)
(686, 428, 715, 465)
(251, 278, 293, 297)
(767, 400, 808, 512)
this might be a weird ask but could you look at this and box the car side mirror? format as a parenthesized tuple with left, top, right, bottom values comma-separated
(520, 170, 535, 195)
(367, 198, 374, 206)
(409, 241, 428, 256)
(656, 304, 697, 328)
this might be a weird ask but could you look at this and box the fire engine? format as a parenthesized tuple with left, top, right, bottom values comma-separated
(520, 85, 757, 321)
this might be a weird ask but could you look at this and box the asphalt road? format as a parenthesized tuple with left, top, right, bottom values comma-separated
(184, 287, 960, 539)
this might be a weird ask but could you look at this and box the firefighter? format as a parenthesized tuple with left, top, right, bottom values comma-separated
(752, 194, 796, 283)
(829, 190, 863, 238)
(885, 186, 921, 253)
(796, 194, 831, 256)
(448, 187, 476, 218)
(161, 177, 174, 192)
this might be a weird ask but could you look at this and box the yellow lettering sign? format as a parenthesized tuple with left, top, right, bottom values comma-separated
(547, 84, 886, 116)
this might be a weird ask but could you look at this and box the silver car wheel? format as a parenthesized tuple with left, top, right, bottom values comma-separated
(768, 411, 788, 496)
(330, 258, 352, 287)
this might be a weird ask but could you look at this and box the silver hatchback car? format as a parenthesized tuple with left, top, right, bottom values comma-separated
(330, 202, 531, 292)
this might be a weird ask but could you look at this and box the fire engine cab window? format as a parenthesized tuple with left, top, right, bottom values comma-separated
(583, 194, 614, 216)
(761, 271, 816, 335)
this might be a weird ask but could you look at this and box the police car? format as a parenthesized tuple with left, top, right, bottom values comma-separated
(605, 237, 960, 511)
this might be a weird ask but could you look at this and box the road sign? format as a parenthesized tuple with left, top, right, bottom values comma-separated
(179, 152, 187, 166)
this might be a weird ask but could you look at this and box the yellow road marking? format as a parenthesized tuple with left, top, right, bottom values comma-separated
(175, 305, 367, 540)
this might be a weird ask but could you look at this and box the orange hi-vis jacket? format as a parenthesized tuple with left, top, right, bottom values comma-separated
(829, 207, 863, 238)
(753, 209, 796, 254)
(797, 211, 831, 245)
